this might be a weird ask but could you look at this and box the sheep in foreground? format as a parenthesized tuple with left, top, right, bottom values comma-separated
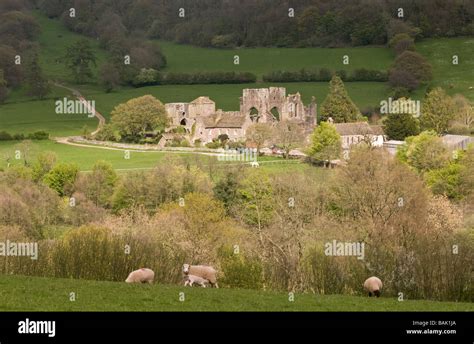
(363, 276, 383, 297)
(125, 268, 155, 284)
(183, 274, 209, 288)
(182, 264, 218, 288)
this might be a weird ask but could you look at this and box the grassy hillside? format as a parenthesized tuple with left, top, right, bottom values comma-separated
(33, 11, 108, 83)
(0, 275, 472, 311)
(416, 37, 474, 101)
(0, 98, 97, 136)
(159, 41, 393, 76)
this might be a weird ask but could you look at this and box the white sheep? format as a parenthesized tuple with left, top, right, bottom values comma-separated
(182, 264, 218, 288)
(125, 268, 155, 284)
(250, 161, 259, 168)
(183, 274, 209, 288)
(363, 276, 383, 297)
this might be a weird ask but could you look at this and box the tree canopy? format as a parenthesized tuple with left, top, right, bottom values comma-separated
(308, 121, 341, 165)
(110, 95, 169, 142)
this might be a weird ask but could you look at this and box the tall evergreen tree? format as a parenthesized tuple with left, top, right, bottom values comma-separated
(320, 75, 362, 123)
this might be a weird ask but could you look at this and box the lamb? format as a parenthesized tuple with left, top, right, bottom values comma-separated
(363, 276, 383, 297)
(183, 274, 209, 288)
(182, 264, 218, 288)
(125, 268, 155, 284)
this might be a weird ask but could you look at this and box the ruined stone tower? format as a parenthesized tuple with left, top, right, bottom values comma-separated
(239, 87, 316, 125)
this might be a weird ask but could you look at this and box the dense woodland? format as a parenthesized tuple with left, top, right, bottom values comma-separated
(1, 0, 472, 98)
(31, 0, 474, 48)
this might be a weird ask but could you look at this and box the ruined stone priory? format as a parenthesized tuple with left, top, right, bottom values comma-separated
(164, 87, 317, 144)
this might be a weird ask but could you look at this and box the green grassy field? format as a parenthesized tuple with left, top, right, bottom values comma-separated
(158, 40, 393, 76)
(416, 37, 474, 101)
(0, 275, 471, 311)
(0, 98, 97, 136)
(0, 140, 312, 172)
(34, 11, 108, 83)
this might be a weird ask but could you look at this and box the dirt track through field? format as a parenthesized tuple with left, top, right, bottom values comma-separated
(53, 82, 105, 135)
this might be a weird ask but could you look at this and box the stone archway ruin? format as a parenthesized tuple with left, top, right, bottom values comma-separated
(249, 107, 260, 123)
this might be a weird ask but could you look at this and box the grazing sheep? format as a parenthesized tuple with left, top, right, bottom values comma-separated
(250, 161, 259, 168)
(183, 274, 209, 288)
(125, 268, 155, 284)
(364, 276, 383, 297)
(183, 264, 218, 288)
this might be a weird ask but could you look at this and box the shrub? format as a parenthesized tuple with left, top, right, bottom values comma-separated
(27, 131, 49, 140)
(205, 140, 223, 149)
(0, 131, 12, 141)
(218, 246, 264, 289)
(94, 124, 120, 142)
(0, 131, 50, 141)
(132, 71, 257, 87)
(43, 163, 79, 197)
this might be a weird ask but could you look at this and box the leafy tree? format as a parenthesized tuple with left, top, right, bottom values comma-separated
(64, 39, 97, 83)
(0, 45, 22, 87)
(159, 192, 243, 263)
(450, 94, 473, 133)
(26, 52, 50, 99)
(420, 88, 456, 134)
(213, 169, 243, 213)
(308, 121, 341, 166)
(320, 75, 361, 123)
(388, 68, 419, 91)
(43, 163, 79, 196)
(383, 111, 420, 140)
(110, 95, 169, 141)
(237, 170, 274, 229)
(273, 121, 305, 159)
(132, 68, 158, 87)
(396, 131, 450, 173)
(32, 151, 57, 182)
(424, 146, 474, 201)
(75, 161, 117, 207)
(388, 33, 415, 55)
(425, 162, 464, 200)
(99, 63, 120, 93)
(246, 123, 272, 155)
(392, 51, 432, 83)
